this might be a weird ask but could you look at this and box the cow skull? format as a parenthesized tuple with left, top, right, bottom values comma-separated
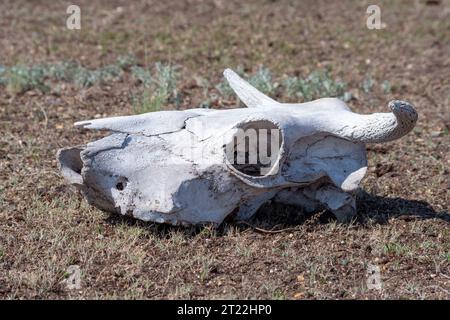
(57, 69, 418, 226)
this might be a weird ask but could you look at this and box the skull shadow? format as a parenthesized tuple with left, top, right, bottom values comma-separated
(241, 189, 448, 230)
(103, 189, 448, 237)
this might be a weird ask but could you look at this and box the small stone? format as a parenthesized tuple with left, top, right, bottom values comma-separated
(293, 292, 304, 299)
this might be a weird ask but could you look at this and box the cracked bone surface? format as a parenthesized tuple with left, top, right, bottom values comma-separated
(57, 68, 418, 226)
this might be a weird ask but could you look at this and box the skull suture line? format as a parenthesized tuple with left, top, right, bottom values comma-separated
(57, 69, 418, 226)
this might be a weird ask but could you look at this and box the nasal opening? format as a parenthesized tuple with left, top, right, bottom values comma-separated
(57, 147, 85, 186)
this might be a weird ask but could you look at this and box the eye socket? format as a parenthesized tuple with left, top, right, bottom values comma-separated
(115, 178, 128, 191)
(116, 182, 124, 191)
(225, 120, 282, 177)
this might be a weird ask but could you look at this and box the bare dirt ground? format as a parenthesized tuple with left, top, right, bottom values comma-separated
(0, 0, 449, 299)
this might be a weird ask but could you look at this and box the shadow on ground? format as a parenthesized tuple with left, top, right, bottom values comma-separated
(103, 189, 449, 237)
(355, 190, 449, 224)
(248, 189, 449, 229)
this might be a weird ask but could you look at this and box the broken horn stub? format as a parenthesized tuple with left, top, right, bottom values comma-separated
(56, 68, 418, 226)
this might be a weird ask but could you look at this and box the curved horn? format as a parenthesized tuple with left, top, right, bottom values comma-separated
(223, 68, 281, 108)
(223, 68, 418, 144)
(332, 100, 418, 143)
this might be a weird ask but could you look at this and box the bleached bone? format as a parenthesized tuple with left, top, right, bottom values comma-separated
(57, 68, 418, 226)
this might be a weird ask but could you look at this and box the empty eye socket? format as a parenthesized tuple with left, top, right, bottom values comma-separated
(225, 120, 282, 177)
(115, 177, 128, 191)
(116, 182, 124, 190)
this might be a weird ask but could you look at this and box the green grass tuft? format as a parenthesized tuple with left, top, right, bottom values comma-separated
(382, 242, 410, 256)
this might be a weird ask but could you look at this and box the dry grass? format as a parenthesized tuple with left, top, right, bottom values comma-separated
(0, 0, 449, 299)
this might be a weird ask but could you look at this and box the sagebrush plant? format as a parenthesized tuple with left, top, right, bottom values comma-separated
(0, 59, 355, 106)
(132, 62, 181, 114)
(215, 65, 276, 99)
(284, 69, 351, 102)
(154, 62, 179, 102)
(248, 66, 276, 96)
(381, 80, 391, 94)
(131, 66, 152, 87)
(0, 65, 7, 84)
(215, 80, 234, 98)
(216, 66, 351, 103)
(362, 76, 374, 94)
(215, 65, 245, 98)
(46, 61, 123, 88)
(116, 54, 136, 70)
(0, 57, 182, 112)
(132, 90, 165, 114)
(0, 55, 132, 93)
(2, 65, 49, 94)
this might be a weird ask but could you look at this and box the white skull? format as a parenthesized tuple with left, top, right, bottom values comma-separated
(57, 69, 418, 226)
